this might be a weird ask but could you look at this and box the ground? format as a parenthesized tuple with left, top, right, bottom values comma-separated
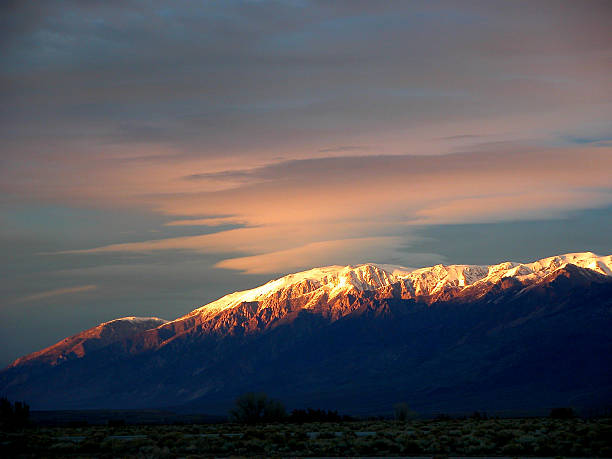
(1, 417, 611, 457)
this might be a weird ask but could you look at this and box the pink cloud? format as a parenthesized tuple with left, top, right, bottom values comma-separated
(50, 145, 612, 273)
(214, 237, 407, 274)
(164, 216, 247, 227)
(15, 285, 98, 304)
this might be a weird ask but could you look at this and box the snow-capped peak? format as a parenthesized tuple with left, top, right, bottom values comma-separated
(100, 316, 168, 327)
(189, 252, 611, 318)
(190, 263, 408, 317)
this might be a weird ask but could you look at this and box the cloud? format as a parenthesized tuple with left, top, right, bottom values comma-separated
(2, 0, 612, 367)
(50, 145, 612, 273)
(318, 145, 371, 153)
(2, 1, 612, 277)
(183, 170, 255, 182)
(164, 216, 247, 227)
(2, 0, 612, 171)
(214, 237, 405, 274)
(412, 190, 612, 225)
(437, 134, 482, 141)
(562, 134, 612, 145)
(15, 285, 97, 303)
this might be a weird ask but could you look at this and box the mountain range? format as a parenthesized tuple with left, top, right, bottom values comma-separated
(2, 252, 611, 416)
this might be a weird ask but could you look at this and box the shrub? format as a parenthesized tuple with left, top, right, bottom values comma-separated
(394, 402, 415, 422)
(288, 408, 344, 423)
(550, 407, 576, 419)
(229, 392, 286, 424)
(0, 397, 29, 429)
(107, 419, 126, 427)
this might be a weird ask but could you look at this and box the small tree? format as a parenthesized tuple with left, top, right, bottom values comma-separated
(229, 392, 286, 424)
(0, 398, 12, 420)
(394, 402, 413, 422)
(13, 401, 29, 426)
(0, 397, 30, 429)
(262, 397, 285, 422)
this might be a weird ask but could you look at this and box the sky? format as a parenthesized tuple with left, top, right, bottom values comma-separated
(1, 0, 611, 366)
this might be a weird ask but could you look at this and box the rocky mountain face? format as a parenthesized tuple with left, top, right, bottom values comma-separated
(2, 252, 611, 415)
(9, 317, 168, 368)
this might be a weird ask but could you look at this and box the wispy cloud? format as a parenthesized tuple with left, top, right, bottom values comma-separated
(16, 285, 98, 303)
(2, 0, 612, 366)
(52, 146, 612, 273)
(318, 146, 371, 153)
(437, 134, 482, 141)
(561, 135, 612, 145)
(164, 216, 246, 227)
(214, 238, 445, 274)
(183, 170, 255, 182)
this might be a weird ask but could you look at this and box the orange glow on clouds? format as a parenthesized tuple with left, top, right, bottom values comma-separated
(16, 285, 98, 303)
(52, 146, 612, 273)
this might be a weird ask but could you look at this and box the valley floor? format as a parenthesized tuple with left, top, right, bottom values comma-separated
(1, 417, 611, 457)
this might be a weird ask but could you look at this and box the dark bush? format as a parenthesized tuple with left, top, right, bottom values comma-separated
(229, 392, 286, 424)
(107, 419, 126, 427)
(550, 407, 576, 419)
(68, 420, 89, 427)
(394, 402, 413, 422)
(288, 408, 344, 423)
(0, 397, 29, 428)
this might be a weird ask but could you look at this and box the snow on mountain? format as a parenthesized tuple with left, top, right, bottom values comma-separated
(190, 252, 612, 318)
(188, 263, 408, 318)
(14, 252, 609, 369)
(104, 316, 169, 326)
(4, 251, 612, 412)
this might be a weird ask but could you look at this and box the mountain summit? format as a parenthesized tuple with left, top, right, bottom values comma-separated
(189, 251, 612, 316)
(2, 252, 611, 414)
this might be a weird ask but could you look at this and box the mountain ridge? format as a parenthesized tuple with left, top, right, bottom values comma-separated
(8, 252, 611, 370)
(8, 317, 168, 368)
(2, 251, 611, 414)
(189, 251, 612, 317)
